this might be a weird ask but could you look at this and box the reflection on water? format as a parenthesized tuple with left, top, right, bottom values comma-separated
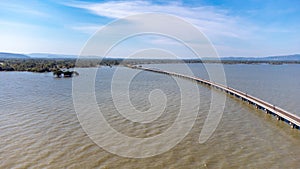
(0, 64, 299, 168)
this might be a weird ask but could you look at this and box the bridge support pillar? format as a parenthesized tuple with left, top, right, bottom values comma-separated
(277, 115, 281, 121)
(289, 122, 295, 129)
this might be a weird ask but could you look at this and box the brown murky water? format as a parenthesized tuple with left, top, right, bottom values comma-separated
(0, 64, 299, 168)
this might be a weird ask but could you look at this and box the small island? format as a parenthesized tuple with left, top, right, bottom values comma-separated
(53, 69, 79, 78)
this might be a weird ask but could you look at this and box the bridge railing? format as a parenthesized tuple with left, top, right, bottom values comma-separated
(126, 65, 300, 129)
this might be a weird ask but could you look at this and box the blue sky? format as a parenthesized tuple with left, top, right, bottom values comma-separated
(0, 0, 299, 57)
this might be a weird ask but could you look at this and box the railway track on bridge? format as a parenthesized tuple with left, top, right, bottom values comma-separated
(126, 65, 300, 130)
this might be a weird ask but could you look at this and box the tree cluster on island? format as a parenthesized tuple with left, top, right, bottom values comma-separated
(52, 69, 79, 78)
(0, 58, 124, 71)
(0, 58, 121, 77)
(0, 59, 76, 72)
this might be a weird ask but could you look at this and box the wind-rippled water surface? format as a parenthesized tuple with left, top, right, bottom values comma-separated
(0, 64, 300, 168)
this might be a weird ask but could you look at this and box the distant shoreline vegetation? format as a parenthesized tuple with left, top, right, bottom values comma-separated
(0, 58, 300, 74)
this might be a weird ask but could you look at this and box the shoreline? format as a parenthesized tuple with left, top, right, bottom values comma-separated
(1, 58, 300, 73)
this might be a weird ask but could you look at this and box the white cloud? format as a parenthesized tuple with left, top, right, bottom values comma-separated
(0, 1, 50, 18)
(66, 1, 299, 57)
(65, 0, 253, 40)
(0, 20, 40, 29)
(70, 25, 103, 34)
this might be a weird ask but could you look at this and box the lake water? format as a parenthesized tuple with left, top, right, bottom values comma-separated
(0, 64, 300, 168)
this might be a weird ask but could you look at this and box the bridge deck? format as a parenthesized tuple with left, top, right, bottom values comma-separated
(127, 65, 300, 129)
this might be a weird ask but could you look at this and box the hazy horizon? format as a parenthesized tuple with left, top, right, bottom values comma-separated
(1, 51, 300, 59)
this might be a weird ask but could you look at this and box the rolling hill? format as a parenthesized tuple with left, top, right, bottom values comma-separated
(0, 52, 299, 61)
(0, 52, 30, 59)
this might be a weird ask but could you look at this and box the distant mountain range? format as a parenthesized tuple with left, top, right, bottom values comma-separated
(0, 52, 300, 61)
(0, 52, 78, 59)
(0, 52, 30, 59)
(221, 54, 300, 61)
(28, 53, 78, 59)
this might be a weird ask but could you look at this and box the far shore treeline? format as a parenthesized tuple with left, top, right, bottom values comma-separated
(0, 58, 300, 73)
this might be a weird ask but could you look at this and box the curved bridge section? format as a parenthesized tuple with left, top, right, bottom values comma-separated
(127, 65, 300, 130)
